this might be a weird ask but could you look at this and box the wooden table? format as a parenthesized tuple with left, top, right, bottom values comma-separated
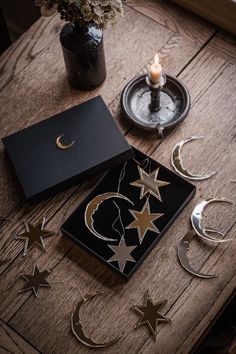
(0, 1, 236, 353)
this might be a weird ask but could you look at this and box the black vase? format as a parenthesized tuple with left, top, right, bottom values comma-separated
(60, 21, 106, 90)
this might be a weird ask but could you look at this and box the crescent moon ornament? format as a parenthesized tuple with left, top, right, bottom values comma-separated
(178, 229, 217, 278)
(56, 134, 75, 150)
(84, 192, 134, 242)
(191, 198, 234, 243)
(71, 292, 123, 348)
(171, 136, 216, 180)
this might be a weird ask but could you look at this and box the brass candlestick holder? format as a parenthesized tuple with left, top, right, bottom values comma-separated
(121, 72, 191, 138)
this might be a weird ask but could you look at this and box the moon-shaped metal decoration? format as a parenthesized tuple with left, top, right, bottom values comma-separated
(171, 136, 216, 180)
(178, 229, 217, 278)
(191, 198, 234, 243)
(56, 134, 75, 150)
(84, 192, 133, 242)
(71, 292, 122, 348)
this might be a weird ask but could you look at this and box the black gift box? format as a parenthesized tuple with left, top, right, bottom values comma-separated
(2, 96, 133, 203)
(61, 148, 196, 280)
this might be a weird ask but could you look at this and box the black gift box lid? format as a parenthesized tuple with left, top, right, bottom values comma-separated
(2, 96, 133, 203)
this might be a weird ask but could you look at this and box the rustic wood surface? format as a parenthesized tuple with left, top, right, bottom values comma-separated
(0, 1, 235, 353)
(0, 320, 40, 354)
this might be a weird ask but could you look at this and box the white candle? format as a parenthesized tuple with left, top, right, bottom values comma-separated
(149, 53, 162, 84)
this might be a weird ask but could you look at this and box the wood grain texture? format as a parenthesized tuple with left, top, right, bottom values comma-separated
(0, 14, 63, 92)
(0, 4, 172, 216)
(171, 0, 236, 35)
(0, 2, 215, 278)
(4, 50, 236, 354)
(126, 0, 216, 44)
(0, 320, 39, 354)
(0, 42, 224, 285)
(0, 178, 100, 321)
(207, 31, 236, 64)
(135, 55, 236, 354)
(0, 0, 235, 353)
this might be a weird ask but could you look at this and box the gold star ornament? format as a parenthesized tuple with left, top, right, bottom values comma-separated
(130, 166, 170, 202)
(132, 291, 171, 341)
(16, 218, 55, 256)
(18, 265, 50, 297)
(126, 200, 164, 243)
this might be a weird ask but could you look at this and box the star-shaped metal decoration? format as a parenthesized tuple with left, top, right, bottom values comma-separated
(108, 237, 136, 272)
(16, 218, 55, 256)
(132, 291, 171, 341)
(126, 200, 164, 243)
(130, 166, 170, 202)
(18, 265, 50, 297)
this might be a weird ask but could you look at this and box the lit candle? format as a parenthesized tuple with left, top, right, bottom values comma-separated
(149, 53, 162, 84)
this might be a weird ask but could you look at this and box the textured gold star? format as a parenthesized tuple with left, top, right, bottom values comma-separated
(18, 265, 50, 297)
(132, 291, 171, 341)
(16, 219, 54, 256)
(108, 237, 136, 272)
(130, 166, 170, 202)
(126, 200, 164, 243)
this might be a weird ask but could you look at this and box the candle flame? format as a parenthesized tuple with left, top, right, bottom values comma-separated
(154, 53, 159, 67)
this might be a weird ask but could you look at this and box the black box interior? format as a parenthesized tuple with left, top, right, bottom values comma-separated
(61, 148, 196, 280)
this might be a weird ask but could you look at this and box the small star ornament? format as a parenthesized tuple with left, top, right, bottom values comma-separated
(108, 237, 136, 272)
(130, 166, 170, 202)
(126, 200, 164, 243)
(18, 265, 50, 297)
(132, 291, 171, 341)
(16, 218, 55, 256)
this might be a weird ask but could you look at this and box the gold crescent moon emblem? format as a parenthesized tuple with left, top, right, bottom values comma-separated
(56, 134, 75, 150)
(71, 292, 123, 348)
(171, 136, 216, 180)
(191, 198, 234, 243)
(84, 192, 134, 242)
(178, 229, 217, 278)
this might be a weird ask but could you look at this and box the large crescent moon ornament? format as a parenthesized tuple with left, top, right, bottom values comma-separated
(56, 134, 75, 150)
(171, 136, 216, 180)
(84, 192, 134, 242)
(191, 198, 234, 243)
(178, 229, 217, 278)
(71, 292, 123, 348)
